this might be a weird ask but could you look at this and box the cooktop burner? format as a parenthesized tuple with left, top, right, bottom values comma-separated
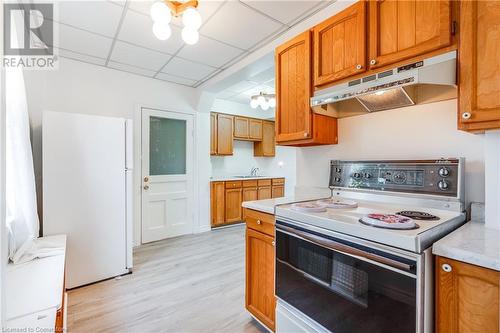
(396, 211, 440, 220)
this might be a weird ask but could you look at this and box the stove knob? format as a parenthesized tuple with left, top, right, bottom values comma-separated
(334, 177, 341, 182)
(364, 173, 372, 179)
(438, 180, 449, 191)
(335, 167, 342, 173)
(352, 172, 362, 179)
(438, 167, 450, 177)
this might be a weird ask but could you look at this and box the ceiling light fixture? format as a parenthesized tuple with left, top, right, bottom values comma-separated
(151, 0, 201, 45)
(250, 92, 276, 111)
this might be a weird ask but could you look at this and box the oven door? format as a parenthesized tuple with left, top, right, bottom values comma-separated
(276, 220, 422, 333)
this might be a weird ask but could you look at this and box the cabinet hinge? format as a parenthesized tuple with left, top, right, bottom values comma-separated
(451, 21, 457, 35)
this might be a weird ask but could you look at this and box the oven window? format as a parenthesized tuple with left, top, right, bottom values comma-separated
(276, 229, 417, 333)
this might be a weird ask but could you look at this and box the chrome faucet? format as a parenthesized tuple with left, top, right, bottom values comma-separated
(250, 167, 260, 177)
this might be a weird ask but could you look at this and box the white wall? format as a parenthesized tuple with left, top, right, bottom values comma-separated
(296, 99, 485, 206)
(23, 58, 203, 245)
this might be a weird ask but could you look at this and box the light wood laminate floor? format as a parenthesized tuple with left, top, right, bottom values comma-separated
(67, 225, 266, 333)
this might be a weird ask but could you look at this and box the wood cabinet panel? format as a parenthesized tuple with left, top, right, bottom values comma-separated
(276, 31, 312, 142)
(271, 185, 284, 198)
(258, 186, 272, 200)
(249, 119, 263, 140)
(314, 1, 366, 86)
(216, 114, 233, 155)
(245, 227, 276, 331)
(242, 180, 258, 188)
(234, 116, 249, 139)
(225, 181, 242, 189)
(210, 113, 217, 155)
(210, 182, 225, 227)
(244, 208, 275, 237)
(242, 187, 258, 202)
(225, 188, 242, 223)
(458, 0, 500, 131)
(436, 256, 499, 333)
(254, 121, 276, 157)
(368, 0, 452, 69)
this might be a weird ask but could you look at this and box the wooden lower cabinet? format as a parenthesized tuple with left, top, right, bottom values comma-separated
(271, 185, 284, 198)
(225, 188, 242, 223)
(258, 186, 272, 200)
(210, 181, 225, 227)
(243, 187, 258, 202)
(244, 209, 276, 331)
(436, 256, 500, 333)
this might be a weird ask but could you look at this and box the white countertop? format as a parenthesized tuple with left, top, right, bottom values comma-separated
(6, 234, 67, 320)
(242, 195, 324, 214)
(433, 222, 500, 271)
(210, 175, 285, 182)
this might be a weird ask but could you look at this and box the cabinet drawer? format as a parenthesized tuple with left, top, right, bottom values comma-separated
(244, 208, 275, 237)
(242, 180, 258, 188)
(225, 181, 242, 189)
(272, 178, 285, 185)
(258, 179, 272, 186)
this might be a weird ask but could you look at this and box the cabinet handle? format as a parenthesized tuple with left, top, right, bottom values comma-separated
(272, 241, 275, 246)
(256, 220, 261, 225)
(442, 263, 452, 272)
(144, 176, 149, 182)
(143, 185, 149, 190)
(370, 59, 377, 65)
(462, 112, 471, 120)
(356, 64, 362, 70)
(304, 132, 309, 137)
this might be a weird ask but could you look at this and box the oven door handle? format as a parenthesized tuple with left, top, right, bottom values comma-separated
(277, 224, 415, 273)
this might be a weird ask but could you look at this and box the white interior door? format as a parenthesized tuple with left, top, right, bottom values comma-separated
(141, 109, 194, 243)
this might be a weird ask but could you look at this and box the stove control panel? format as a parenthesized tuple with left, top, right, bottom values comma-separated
(329, 159, 463, 198)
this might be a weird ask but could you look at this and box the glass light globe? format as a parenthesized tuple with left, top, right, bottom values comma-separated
(182, 27, 199, 45)
(257, 95, 265, 104)
(250, 98, 259, 109)
(269, 97, 276, 108)
(153, 22, 171, 40)
(150, 2, 172, 24)
(260, 100, 270, 110)
(182, 7, 202, 30)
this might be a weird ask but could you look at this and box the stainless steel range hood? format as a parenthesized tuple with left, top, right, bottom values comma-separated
(311, 51, 457, 118)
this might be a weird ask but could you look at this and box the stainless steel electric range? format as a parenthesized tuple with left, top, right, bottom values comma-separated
(274, 159, 466, 333)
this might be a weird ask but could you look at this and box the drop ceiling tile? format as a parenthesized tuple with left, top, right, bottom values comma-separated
(56, 1, 123, 37)
(177, 36, 244, 68)
(228, 94, 251, 104)
(216, 90, 239, 99)
(200, 1, 283, 50)
(225, 80, 259, 94)
(161, 57, 216, 81)
(128, 0, 225, 28)
(249, 67, 275, 83)
(108, 61, 157, 77)
(118, 9, 183, 55)
(156, 73, 197, 86)
(110, 41, 171, 71)
(241, 1, 323, 25)
(55, 23, 113, 58)
(58, 48, 106, 66)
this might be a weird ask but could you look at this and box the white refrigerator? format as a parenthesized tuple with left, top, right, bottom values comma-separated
(43, 111, 133, 288)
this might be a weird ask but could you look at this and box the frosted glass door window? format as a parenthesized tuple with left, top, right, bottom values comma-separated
(149, 116, 186, 175)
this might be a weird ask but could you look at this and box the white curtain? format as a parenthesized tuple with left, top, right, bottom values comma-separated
(5, 66, 40, 262)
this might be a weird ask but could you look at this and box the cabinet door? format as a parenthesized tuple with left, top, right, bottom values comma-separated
(249, 119, 263, 141)
(258, 186, 272, 200)
(211, 182, 225, 227)
(225, 188, 242, 223)
(243, 187, 258, 202)
(275, 31, 312, 142)
(458, 0, 500, 131)
(254, 121, 276, 157)
(271, 185, 284, 198)
(217, 114, 233, 155)
(234, 116, 249, 139)
(246, 228, 276, 331)
(313, 1, 366, 86)
(436, 256, 499, 333)
(368, 0, 452, 69)
(210, 113, 217, 155)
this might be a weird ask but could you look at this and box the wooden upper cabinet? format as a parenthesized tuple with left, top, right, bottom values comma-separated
(216, 114, 233, 155)
(368, 0, 452, 69)
(210, 113, 217, 155)
(234, 116, 249, 139)
(249, 119, 263, 140)
(254, 121, 276, 157)
(436, 256, 499, 333)
(458, 0, 500, 131)
(313, 1, 366, 87)
(275, 31, 312, 142)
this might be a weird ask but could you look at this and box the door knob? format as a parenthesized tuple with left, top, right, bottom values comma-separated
(143, 185, 150, 190)
(144, 176, 149, 182)
(441, 263, 452, 272)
